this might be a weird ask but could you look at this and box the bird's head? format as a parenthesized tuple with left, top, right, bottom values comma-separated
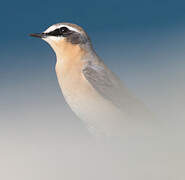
(30, 23, 92, 59)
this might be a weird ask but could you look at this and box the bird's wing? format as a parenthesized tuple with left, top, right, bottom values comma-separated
(82, 61, 152, 120)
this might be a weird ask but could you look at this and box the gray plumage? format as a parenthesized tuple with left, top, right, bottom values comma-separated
(82, 54, 153, 122)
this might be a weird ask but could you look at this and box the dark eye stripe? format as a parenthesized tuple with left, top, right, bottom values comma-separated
(46, 27, 72, 37)
(47, 29, 61, 36)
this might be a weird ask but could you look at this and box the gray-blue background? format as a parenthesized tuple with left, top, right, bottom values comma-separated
(1, 0, 185, 179)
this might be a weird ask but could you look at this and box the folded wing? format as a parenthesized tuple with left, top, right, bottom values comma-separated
(82, 61, 153, 121)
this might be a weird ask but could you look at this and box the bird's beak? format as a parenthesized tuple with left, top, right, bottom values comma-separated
(29, 33, 47, 38)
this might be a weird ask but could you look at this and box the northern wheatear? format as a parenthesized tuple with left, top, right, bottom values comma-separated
(30, 22, 154, 136)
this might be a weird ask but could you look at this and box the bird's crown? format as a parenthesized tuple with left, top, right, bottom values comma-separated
(31, 22, 90, 45)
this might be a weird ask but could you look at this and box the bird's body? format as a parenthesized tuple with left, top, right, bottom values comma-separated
(55, 44, 125, 135)
(30, 23, 155, 136)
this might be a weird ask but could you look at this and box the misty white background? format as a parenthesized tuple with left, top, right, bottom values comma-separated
(1, 29, 185, 179)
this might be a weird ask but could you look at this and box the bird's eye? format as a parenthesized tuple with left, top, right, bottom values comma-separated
(60, 27, 70, 33)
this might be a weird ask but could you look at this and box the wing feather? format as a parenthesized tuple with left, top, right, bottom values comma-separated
(82, 62, 152, 120)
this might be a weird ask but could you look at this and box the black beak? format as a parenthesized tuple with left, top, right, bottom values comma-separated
(29, 33, 46, 38)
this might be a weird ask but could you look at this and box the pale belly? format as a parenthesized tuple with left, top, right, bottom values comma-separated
(63, 87, 126, 135)
(55, 61, 126, 136)
(62, 85, 123, 122)
(57, 73, 126, 135)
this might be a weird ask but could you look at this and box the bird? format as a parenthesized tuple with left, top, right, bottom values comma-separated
(30, 22, 155, 136)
